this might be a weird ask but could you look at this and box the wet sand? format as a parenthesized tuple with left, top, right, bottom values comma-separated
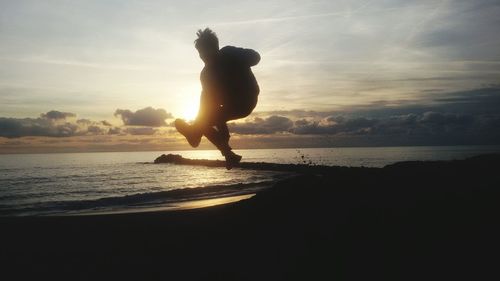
(2, 154, 499, 280)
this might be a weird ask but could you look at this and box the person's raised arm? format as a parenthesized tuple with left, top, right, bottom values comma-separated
(221, 46, 261, 67)
(242, 48, 260, 67)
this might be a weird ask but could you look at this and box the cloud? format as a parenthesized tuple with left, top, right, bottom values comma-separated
(114, 107, 173, 127)
(107, 127, 122, 135)
(40, 110, 76, 120)
(0, 110, 81, 138)
(124, 127, 157, 135)
(252, 110, 333, 119)
(0, 117, 79, 138)
(430, 86, 500, 114)
(226, 110, 500, 145)
(229, 116, 294, 134)
(290, 116, 378, 135)
(0, 108, 173, 138)
(87, 125, 107, 135)
(290, 112, 498, 139)
(76, 119, 92, 125)
(253, 86, 500, 120)
(101, 120, 112, 126)
(1, 110, 121, 138)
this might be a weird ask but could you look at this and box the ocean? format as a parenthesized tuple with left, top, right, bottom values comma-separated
(1, 145, 499, 216)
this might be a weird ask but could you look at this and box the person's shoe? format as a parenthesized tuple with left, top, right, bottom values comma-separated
(224, 151, 242, 170)
(175, 119, 202, 148)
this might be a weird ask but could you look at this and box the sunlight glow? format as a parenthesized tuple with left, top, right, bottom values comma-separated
(178, 84, 201, 121)
(181, 100, 199, 121)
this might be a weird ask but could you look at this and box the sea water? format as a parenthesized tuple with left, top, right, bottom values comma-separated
(1, 145, 499, 216)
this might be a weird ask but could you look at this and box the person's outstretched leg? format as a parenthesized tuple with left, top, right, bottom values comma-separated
(174, 92, 213, 148)
(175, 119, 202, 148)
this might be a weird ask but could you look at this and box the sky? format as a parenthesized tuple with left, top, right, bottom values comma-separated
(1, 0, 500, 153)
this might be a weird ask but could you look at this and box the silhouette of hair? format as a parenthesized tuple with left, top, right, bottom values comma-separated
(195, 28, 219, 51)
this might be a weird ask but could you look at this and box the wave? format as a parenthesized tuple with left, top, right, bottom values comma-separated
(0, 180, 279, 216)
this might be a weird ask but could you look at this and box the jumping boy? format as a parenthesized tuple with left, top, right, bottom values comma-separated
(175, 28, 260, 169)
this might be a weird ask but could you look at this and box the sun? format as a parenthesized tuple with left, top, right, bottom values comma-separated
(181, 99, 199, 121)
(178, 84, 201, 121)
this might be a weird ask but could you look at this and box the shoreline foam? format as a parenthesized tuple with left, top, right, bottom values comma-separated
(65, 194, 254, 216)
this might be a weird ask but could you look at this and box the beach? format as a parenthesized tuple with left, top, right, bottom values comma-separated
(2, 154, 499, 280)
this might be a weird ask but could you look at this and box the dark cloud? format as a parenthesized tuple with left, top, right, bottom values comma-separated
(0, 107, 169, 138)
(1, 110, 117, 138)
(291, 116, 378, 135)
(114, 107, 173, 127)
(252, 110, 332, 119)
(107, 127, 122, 135)
(290, 112, 499, 142)
(256, 87, 500, 120)
(0, 110, 81, 138)
(76, 119, 92, 125)
(227, 110, 500, 145)
(0, 115, 160, 138)
(87, 125, 106, 135)
(0, 110, 79, 138)
(229, 116, 293, 134)
(101, 120, 112, 126)
(124, 127, 156, 135)
(40, 110, 76, 120)
(0, 117, 79, 138)
(430, 87, 500, 114)
(0, 118, 28, 138)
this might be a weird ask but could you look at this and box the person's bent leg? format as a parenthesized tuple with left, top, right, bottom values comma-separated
(216, 122, 230, 144)
(200, 124, 240, 169)
(198, 122, 241, 170)
(213, 120, 241, 169)
(195, 103, 230, 154)
(201, 125, 232, 156)
(196, 101, 242, 169)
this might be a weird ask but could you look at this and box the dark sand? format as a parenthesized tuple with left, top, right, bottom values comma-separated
(2, 154, 499, 280)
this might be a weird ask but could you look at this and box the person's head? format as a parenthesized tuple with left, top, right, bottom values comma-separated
(194, 28, 219, 64)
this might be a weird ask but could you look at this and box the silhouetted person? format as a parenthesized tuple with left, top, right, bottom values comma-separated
(175, 28, 260, 169)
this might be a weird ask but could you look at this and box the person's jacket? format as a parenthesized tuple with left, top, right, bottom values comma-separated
(201, 46, 260, 105)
